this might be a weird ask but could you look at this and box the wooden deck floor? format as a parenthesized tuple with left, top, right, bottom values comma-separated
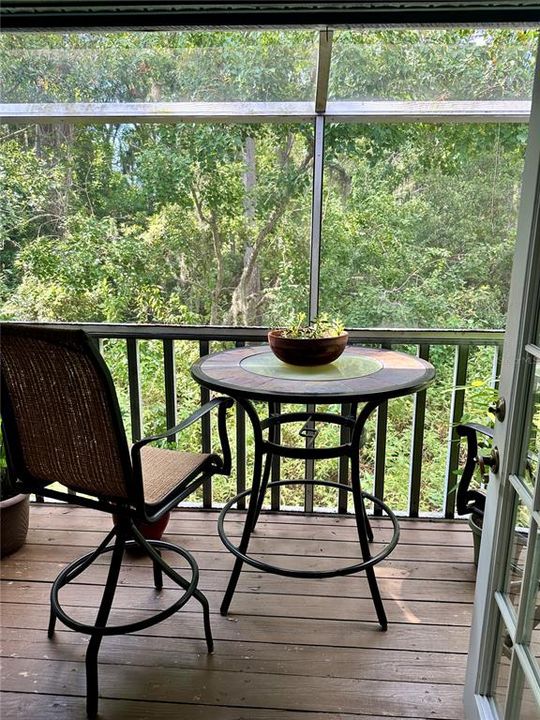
(1, 504, 477, 720)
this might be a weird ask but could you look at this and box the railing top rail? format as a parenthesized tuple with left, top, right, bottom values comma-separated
(2, 321, 505, 345)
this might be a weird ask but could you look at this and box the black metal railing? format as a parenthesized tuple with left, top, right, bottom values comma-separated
(21, 322, 504, 519)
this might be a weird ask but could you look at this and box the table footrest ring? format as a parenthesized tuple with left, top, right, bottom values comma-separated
(218, 480, 400, 579)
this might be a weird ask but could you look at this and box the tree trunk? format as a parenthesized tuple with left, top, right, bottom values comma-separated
(227, 139, 313, 325)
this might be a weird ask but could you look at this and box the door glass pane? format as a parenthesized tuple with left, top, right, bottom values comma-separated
(493, 613, 514, 716)
(1, 121, 313, 326)
(518, 673, 540, 719)
(1, 31, 318, 103)
(521, 356, 540, 490)
(329, 29, 537, 101)
(523, 527, 540, 677)
(503, 494, 531, 614)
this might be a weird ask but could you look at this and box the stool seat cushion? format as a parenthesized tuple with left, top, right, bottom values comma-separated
(140, 445, 213, 506)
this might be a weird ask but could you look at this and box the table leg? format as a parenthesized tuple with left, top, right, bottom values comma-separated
(220, 398, 266, 616)
(251, 450, 273, 532)
(350, 402, 388, 630)
(251, 402, 279, 532)
(346, 402, 374, 543)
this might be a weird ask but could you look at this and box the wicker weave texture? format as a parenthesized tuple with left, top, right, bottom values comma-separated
(140, 445, 211, 505)
(1, 329, 131, 499)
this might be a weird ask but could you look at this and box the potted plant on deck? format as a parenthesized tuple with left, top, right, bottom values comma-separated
(268, 313, 348, 366)
(0, 435, 30, 557)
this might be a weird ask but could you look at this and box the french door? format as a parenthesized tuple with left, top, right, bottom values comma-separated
(464, 39, 540, 719)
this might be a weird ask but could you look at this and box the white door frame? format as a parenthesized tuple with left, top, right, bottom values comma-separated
(464, 37, 540, 720)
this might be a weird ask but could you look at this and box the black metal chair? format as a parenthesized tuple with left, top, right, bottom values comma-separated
(456, 421, 495, 520)
(0, 324, 232, 718)
(457, 420, 537, 631)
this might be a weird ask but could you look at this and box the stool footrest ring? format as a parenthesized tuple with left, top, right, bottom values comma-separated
(50, 539, 199, 636)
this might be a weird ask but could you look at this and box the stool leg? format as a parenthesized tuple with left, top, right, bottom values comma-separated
(85, 530, 125, 718)
(193, 587, 214, 653)
(152, 549, 163, 591)
(133, 529, 214, 655)
(48, 528, 117, 639)
(350, 455, 388, 631)
(47, 607, 57, 638)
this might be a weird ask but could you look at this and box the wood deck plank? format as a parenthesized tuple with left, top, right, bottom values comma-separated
(21, 534, 476, 563)
(1, 551, 477, 582)
(1, 657, 466, 718)
(1, 693, 453, 720)
(0, 602, 472, 654)
(1, 581, 473, 626)
(0, 626, 468, 684)
(0, 506, 475, 719)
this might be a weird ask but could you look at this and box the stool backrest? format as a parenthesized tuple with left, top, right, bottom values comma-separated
(1, 324, 133, 501)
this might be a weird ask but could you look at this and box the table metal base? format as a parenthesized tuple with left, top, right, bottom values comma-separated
(219, 474, 400, 631)
(191, 346, 434, 633)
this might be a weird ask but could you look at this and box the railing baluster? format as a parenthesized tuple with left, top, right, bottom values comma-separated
(163, 339, 177, 443)
(304, 403, 316, 513)
(338, 402, 352, 513)
(235, 341, 246, 510)
(492, 343, 503, 389)
(373, 343, 391, 515)
(271, 402, 281, 511)
(374, 402, 388, 516)
(126, 338, 142, 442)
(408, 344, 430, 518)
(444, 344, 470, 519)
(199, 340, 212, 508)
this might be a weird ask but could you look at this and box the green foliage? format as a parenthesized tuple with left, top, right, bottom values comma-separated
(279, 312, 345, 339)
(0, 28, 536, 512)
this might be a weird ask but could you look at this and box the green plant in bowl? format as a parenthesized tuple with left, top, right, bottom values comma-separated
(281, 313, 345, 339)
(268, 313, 348, 366)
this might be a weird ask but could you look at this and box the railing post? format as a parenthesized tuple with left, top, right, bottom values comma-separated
(408, 344, 430, 518)
(199, 340, 212, 508)
(126, 338, 143, 442)
(163, 339, 177, 443)
(373, 343, 391, 515)
(338, 402, 353, 514)
(304, 403, 316, 513)
(235, 340, 246, 510)
(271, 402, 282, 511)
(444, 344, 470, 519)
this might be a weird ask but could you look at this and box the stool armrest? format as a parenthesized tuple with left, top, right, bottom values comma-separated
(455, 422, 493, 517)
(132, 397, 233, 452)
(130, 397, 234, 501)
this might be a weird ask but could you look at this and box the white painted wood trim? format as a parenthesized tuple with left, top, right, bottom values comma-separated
(0, 99, 531, 124)
(463, 36, 540, 720)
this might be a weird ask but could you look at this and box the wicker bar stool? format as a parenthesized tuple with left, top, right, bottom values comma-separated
(0, 324, 232, 718)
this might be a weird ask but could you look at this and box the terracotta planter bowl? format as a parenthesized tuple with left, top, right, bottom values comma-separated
(268, 330, 349, 367)
(0, 493, 30, 557)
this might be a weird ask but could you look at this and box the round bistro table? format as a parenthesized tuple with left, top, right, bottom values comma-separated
(191, 344, 435, 630)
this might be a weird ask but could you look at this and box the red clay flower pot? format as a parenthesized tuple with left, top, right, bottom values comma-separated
(113, 511, 171, 541)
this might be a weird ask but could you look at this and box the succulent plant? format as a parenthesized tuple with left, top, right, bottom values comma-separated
(279, 312, 345, 340)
